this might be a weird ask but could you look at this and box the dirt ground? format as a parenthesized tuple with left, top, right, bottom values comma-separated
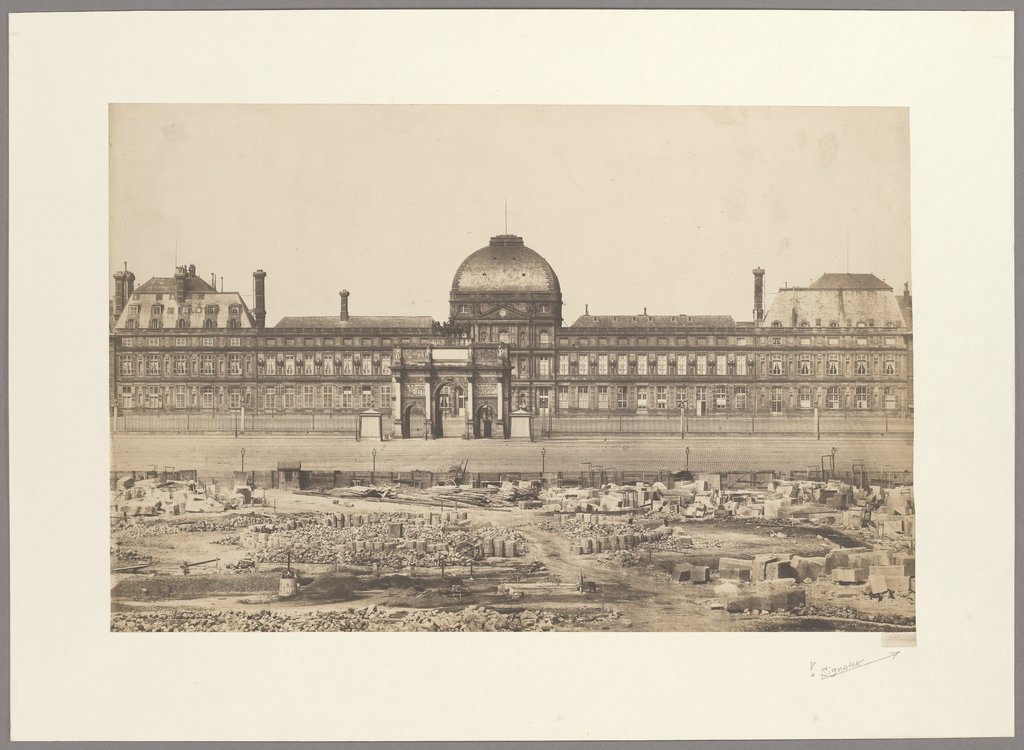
(111, 489, 915, 632)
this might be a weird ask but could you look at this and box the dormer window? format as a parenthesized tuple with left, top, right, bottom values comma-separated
(205, 305, 218, 315)
(203, 319, 216, 329)
(129, 305, 140, 315)
(176, 319, 189, 329)
(151, 304, 164, 315)
(770, 320, 782, 328)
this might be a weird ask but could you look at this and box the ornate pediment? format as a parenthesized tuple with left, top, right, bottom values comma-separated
(480, 304, 529, 320)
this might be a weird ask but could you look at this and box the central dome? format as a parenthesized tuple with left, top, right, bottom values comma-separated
(452, 235, 560, 294)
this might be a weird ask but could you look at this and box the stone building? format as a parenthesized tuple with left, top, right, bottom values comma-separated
(109, 234, 913, 438)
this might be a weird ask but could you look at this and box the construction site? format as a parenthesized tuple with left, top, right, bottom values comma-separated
(110, 439, 915, 633)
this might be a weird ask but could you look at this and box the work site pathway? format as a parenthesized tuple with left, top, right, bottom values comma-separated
(510, 518, 732, 632)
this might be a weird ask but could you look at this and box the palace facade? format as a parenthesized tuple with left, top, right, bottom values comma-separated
(109, 234, 913, 438)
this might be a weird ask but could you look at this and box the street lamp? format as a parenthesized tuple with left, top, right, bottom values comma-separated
(677, 399, 687, 439)
(240, 447, 246, 473)
(541, 447, 546, 476)
(371, 448, 377, 486)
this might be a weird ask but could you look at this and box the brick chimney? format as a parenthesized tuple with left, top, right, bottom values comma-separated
(753, 267, 765, 322)
(253, 269, 267, 329)
(112, 268, 136, 317)
(174, 266, 187, 304)
(339, 290, 350, 321)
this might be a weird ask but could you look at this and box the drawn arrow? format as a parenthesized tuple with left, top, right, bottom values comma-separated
(820, 651, 900, 680)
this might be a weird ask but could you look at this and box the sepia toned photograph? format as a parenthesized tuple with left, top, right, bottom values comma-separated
(108, 103, 915, 634)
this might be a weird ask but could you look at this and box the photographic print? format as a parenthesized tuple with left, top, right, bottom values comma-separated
(108, 104, 914, 634)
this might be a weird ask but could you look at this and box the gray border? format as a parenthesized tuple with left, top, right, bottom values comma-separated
(1, 0, 1018, 747)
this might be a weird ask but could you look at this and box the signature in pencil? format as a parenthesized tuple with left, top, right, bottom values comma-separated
(811, 651, 900, 680)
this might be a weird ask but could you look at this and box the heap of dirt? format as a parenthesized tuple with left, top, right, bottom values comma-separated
(298, 576, 357, 602)
(111, 573, 279, 600)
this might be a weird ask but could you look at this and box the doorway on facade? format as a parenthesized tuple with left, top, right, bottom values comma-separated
(433, 382, 466, 438)
(402, 403, 425, 439)
(475, 403, 495, 438)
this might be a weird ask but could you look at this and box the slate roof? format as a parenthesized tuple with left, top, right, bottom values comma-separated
(274, 315, 434, 330)
(805, 273, 892, 291)
(569, 314, 736, 329)
(452, 235, 561, 294)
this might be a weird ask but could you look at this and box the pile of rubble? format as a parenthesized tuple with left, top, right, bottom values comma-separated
(111, 513, 277, 540)
(239, 511, 528, 568)
(110, 604, 627, 632)
(326, 481, 538, 509)
(704, 546, 915, 615)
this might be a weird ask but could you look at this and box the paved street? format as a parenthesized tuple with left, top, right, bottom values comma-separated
(112, 433, 912, 476)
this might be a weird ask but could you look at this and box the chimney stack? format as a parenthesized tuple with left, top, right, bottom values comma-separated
(753, 267, 765, 322)
(174, 266, 187, 304)
(253, 270, 267, 329)
(210, 273, 217, 288)
(113, 270, 126, 316)
(339, 289, 350, 321)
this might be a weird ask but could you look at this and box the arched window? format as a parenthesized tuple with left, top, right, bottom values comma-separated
(771, 320, 782, 328)
(176, 319, 188, 329)
(203, 319, 216, 329)
(828, 321, 839, 328)
(227, 319, 240, 329)
(125, 320, 137, 329)
(799, 320, 810, 327)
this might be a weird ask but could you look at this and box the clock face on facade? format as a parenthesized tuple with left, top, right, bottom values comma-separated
(498, 309, 507, 317)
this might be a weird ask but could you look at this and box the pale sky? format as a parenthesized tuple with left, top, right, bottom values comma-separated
(110, 104, 910, 324)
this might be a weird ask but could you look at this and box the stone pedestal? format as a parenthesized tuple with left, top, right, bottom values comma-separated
(359, 408, 383, 441)
(509, 408, 533, 440)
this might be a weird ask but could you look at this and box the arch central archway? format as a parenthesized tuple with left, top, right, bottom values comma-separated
(475, 403, 496, 439)
(432, 381, 467, 438)
(402, 403, 425, 439)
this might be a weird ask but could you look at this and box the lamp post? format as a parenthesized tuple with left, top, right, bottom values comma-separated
(541, 447, 546, 477)
(371, 448, 377, 486)
(685, 446, 690, 469)
(240, 447, 245, 474)
(677, 399, 686, 439)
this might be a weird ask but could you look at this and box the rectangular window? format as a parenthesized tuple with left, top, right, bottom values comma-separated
(770, 358, 784, 376)
(855, 359, 868, 375)
(577, 385, 589, 409)
(827, 355, 841, 376)
(736, 356, 747, 376)
(558, 355, 569, 375)
(265, 357, 276, 375)
(170, 387, 185, 409)
(304, 356, 315, 376)
(284, 387, 296, 409)
(598, 355, 608, 375)
(361, 386, 373, 409)
(883, 357, 897, 375)
(120, 356, 134, 375)
(284, 355, 296, 375)
(539, 330, 550, 345)
(323, 357, 335, 376)
(827, 337, 839, 346)
(734, 387, 747, 410)
(342, 356, 353, 375)
(202, 337, 214, 347)
(798, 358, 812, 376)
(228, 354, 242, 376)
(884, 337, 896, 346)
(263, 387, 277, 411)
(855, 386, 870, 410)
(616, 386, 628, 409)
(856, 337, 867, 346)
(201, 387, 214, 409)
(302, 385, 314, 408)
(637, 386, 648, 409)
(537, 387, 550, 411)
(884, 387, 897, 410)
(200, 354, 214, 376)
(538, 356, 550, 377)
(657, 354, 668, 375)
(696, 355, 707, 375)
(147, 337, 160, 347)
(578, 357, 589, 376)
(656, 386, 668, 409)
(230, 390, 242, 409)
(119, 386, 134, 409)
(341, 386, 353, 409)
(716, 354, 727, 375)
(597, 386, 609, 409)
(174, 337, 187, 347)
(826, 387, 841, 410)
(714, 386, 728, 410)
(173, 355, 187, 375)
(558, 385, 569, 409)
(800, 337, 811, 346)
(799, 387, 812, 409)
(361, 357, 373, 376)
(146, 355, 160, 376)
(696, 386, 707, 411)
(230, 337, 241, 347)
(770, 388, 784, 414)
(322, 386, 334, 409)
(380, 385, 392, 410)
(638, 357, 649, 375)
(381, 356, 392, 376)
